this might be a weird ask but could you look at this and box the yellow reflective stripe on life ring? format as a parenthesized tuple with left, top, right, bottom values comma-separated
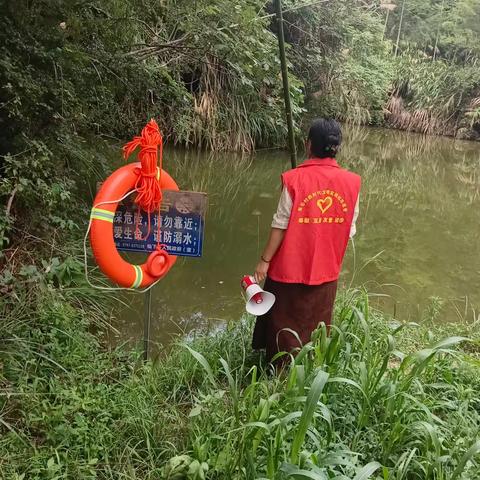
(130, 265, 143, 289)
(90, 208, 115, 223)
(156, 167, 160, 181)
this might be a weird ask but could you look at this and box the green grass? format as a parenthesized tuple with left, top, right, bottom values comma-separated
(1, 286, 479, 479)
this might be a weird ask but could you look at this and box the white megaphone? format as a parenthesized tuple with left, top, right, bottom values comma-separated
(241, 275, 276, 316)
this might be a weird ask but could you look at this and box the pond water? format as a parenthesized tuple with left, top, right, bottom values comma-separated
(105, 127, 480, 351)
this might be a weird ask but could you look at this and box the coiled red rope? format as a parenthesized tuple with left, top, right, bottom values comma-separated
(123, 119, 164, 213)
(123, 119, 164, 246)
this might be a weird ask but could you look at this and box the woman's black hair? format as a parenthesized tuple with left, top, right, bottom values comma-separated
(308, 118, 342, 158)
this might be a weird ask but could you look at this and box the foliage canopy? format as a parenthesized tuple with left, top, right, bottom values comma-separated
(1, 0, 479, 245)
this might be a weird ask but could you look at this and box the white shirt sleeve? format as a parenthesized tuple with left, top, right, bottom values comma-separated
(349, 195, 360, 238)
(271, 187, 292, 229)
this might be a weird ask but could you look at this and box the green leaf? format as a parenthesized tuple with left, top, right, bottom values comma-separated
(328, 377, 367, 398)
(279, 463, 327, 480)
(184, 345, 216, 386)
(290, 369, 329, 464)
(353, 461, 382, 480)
(431, 336, 469, 350)
(189, 405, 202, 417)
(417, 421, 441, 456)
(288, 470, 327, 480)
(451, 440, 480, 479)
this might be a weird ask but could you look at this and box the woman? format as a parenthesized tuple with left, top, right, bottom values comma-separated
(252, 118, 361, 363)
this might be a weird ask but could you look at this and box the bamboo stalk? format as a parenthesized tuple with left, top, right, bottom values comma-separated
(383, 9, 390, 39)
(395, 0, 406, 57)
(433, 0, 445, 61)
(274, 0, 297, 169)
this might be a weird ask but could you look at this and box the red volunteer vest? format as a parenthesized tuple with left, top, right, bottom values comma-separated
(268, 158, 361, 285)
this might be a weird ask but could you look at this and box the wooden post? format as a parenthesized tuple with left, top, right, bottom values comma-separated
(274, 0, 297, 169)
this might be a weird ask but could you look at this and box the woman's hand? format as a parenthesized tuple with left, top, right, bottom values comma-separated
(254, 259, 270, 284)
(254, 228, 285, 284)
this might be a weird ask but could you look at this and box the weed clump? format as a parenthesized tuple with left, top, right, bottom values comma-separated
(1, 286, 479, 478)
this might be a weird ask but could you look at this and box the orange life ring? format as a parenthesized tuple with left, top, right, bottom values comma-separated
(89, 162, 179, 288)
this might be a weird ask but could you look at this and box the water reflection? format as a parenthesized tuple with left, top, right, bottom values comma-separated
(109, 127, 480, 352)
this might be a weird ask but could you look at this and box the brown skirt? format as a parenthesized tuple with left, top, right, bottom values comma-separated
(252, 277, 338, 363)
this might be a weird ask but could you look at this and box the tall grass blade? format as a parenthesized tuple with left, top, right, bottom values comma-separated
(184, 345, 216, 386)
(277, 328, 303, 353)
(431, 336, 469, 350)
(352, 461, 382, 480)
(290, 370, 329, 464)
(288, 471, 328, 480)
(295, 343, 314, 366)
(279, 463, 328, 480)
(328, 377, 367, 398)
(451, 440, 480, 479)
(395, 448, 417, 480)
(0, 416, 29, 447)
(417, 421, 442, 456)
(220, 358, 237, 397)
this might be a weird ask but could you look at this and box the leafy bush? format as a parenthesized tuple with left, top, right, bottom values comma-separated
(0, 0, 305, 248)
(171, 291, 480, 479)
(387, 52, 480, 135)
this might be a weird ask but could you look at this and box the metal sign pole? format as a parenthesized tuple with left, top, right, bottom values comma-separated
(113, 191, 207, 362)
(143, 289, 152, 361)
(274, 0, 297, 169)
